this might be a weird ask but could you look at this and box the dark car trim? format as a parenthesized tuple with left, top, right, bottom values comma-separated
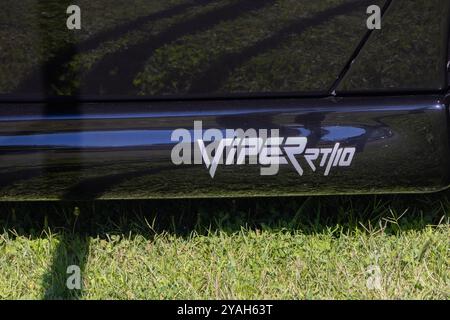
(0, 95, 448, 200)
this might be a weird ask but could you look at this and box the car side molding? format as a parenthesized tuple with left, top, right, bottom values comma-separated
(0, 95, 448, 200)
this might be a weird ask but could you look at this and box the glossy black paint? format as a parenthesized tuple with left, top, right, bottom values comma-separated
(337, 0, 450, 93)
(0, 96, 448, 200)
(0, 0, 389, 100)
(1, 1, 450, 200)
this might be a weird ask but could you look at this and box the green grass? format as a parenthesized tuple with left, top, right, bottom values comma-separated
(0, 191, 449, 300)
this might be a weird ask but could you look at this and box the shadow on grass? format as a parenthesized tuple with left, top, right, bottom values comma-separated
(0, 190, 448, 299)
(41, 233, 90, 299)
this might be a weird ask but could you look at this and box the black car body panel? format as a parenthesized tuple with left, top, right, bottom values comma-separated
(0, 96, 448, 200)
(337, 0, 450, 94)
(2, 0, 386, 100)
(0, 0, 450, 200)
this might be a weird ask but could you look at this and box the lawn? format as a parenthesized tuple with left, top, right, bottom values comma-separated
(0, 191, 448, 299)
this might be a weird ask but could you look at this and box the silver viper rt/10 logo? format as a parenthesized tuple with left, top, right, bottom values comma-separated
(171, 121, 356, 178)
